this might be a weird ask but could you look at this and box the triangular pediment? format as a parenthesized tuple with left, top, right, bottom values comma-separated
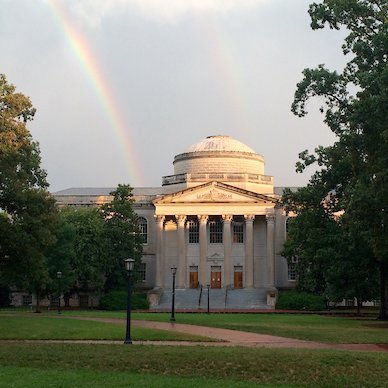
(154, 182, 277, 205)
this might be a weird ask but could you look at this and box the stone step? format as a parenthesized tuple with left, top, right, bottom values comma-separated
(150, 288, 271, 310)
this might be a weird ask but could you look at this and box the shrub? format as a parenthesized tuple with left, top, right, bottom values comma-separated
(276, 290, 326, 311)
(99, 290, 149, 310)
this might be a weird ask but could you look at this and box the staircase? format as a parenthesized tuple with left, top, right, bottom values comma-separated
(150, 287, 271, 311)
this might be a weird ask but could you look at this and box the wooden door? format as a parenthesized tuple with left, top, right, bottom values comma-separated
(234, 271, 243, 289)
(211, 271, 222, 289)
(189, 271, 198, 288)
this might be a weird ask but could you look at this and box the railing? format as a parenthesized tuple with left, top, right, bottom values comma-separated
(198, 284, 203, 308)
(224, 286, 230, 308)
(162, 173, 274, 186)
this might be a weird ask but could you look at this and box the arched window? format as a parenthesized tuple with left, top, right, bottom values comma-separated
(188, 219, 199, 244)
(137, 217, 148, 244)
(209, 219, 223, 244)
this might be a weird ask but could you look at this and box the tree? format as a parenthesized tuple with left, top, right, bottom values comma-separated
(60, 207, 109, 294)
(99, 184, 142, 292)
(0, 74, 58, 312)
(282, 185, 379, 312)
(287, 0, 387, 318)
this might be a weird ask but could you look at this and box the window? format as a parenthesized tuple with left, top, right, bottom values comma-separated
(288, 257, 297, 281)
(137, 217, 148, 244)
(345, 299, 355, 307)
(22, 295, 32, 306)
(209, 219, 223, 243)
(233, 222, 244, 243)
(188, 219, 199, 243)
(138, 262, 146, 282)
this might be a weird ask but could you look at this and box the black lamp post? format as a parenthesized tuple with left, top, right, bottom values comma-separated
(207, 284, 210, 314)
(56, 271, 62, 314)
(124, 258, 135, 344)
(170, 266, 177, 322)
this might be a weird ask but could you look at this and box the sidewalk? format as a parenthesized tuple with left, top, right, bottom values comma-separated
(63, 316, 388, 352)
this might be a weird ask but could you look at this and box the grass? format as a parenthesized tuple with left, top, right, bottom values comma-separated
(39, 310, 388, 344)
(0, 315, 214, 342)
(0, 344, 388, 387)
(1, 309, 387, 343)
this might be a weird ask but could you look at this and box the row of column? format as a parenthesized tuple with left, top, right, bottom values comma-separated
(154, 214, 275, 289)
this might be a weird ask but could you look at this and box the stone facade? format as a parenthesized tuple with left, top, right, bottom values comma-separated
(54, 135, 296, 308)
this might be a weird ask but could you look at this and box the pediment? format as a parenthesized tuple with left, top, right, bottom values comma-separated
(154, 182, 276, 205)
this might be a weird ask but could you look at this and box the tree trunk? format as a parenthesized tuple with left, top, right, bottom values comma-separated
(34, 294, 41, 313)
(378, 262, 388, 320)
(356, 297, 362, 316)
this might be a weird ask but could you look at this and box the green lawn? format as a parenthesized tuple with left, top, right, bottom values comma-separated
(0, 315, 214, 342)
(44, 310, 388, 344)
(130, 312, 388, 344)
(0, 344, 387, 387)
(1, 310, 387, 344)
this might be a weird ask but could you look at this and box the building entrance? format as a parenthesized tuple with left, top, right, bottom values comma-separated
(210, 266, 222, 288)
(189, 266, 198, 288)
(234, 266, 243, 289)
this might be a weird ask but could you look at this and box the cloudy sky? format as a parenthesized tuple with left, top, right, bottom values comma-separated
(1, 0, 347, 192)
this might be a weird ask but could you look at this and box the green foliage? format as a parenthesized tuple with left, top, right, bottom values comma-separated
(99, 290, 149, 310)
(99, 184, 143, 291)
(0, 74, 58, 311)
(0, 283, 10, 307)
(288, 0, 388, 318)
(276, 290, 326, 311)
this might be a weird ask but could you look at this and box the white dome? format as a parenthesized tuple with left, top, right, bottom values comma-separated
(173, 135, 265, 176)
(186, 135, 256, 154)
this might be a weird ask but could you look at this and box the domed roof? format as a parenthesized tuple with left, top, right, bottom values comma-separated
(186, 135, 256, 154)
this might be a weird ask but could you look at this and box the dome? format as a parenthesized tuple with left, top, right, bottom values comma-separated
(172, 135, 265, 176)
(186, 135, 256, 154)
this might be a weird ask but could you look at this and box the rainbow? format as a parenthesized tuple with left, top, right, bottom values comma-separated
(46, 0, 144, 186)
(202, 16, 253, 135)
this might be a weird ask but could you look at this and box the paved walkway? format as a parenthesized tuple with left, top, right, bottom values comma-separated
(57, 316, 388, 352)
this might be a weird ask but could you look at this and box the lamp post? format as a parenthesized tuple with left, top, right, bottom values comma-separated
(170, 266, 177, 322)
(207, 284, 210, 314)
(124, 258, 135, 344)
(56, 271, 62, 314)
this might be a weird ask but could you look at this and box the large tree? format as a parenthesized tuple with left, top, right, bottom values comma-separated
(0, 74, 58, 311)
(99, 184, 142, 292)
(285, 0, 387, 318)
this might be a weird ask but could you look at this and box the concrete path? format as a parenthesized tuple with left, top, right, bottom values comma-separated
(61, 316, 388, 352)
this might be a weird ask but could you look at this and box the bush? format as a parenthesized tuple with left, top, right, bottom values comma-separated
(276, 290, 326, 311)
(99, 290, 149, 310)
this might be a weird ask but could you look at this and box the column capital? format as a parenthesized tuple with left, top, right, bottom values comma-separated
(222, 215, 233, 223)
(197, 215, 209, 224)
(266, 214, 275, 224)
(175, 215, 187, 225)
(244, 214, 255, 223)
(154, 215, 165, 224)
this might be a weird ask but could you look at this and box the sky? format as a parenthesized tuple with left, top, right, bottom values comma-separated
(0, 0, 347, 192)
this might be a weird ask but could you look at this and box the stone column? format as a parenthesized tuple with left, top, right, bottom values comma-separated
(244, 215, 255, 288)
(154, 215, 165, 288)
(175, 215, 186, 288)
(223, 215, 233, 288)
(266, 213, 276, 287)
(198, 215, 208, 287)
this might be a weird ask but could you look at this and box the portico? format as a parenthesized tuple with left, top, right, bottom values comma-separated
(153, 181, 277, 291)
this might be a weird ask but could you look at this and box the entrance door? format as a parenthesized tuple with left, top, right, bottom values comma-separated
(189, 266, 198, 288)
(234, 265, 243, 289)
(234, 271, 243, 289)
(211, 266, 222, 288)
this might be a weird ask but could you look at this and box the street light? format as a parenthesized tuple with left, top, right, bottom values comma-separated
(170, 266, 177, 322)
(56, 271, 62, 314)
(124, 258, 135, 345)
